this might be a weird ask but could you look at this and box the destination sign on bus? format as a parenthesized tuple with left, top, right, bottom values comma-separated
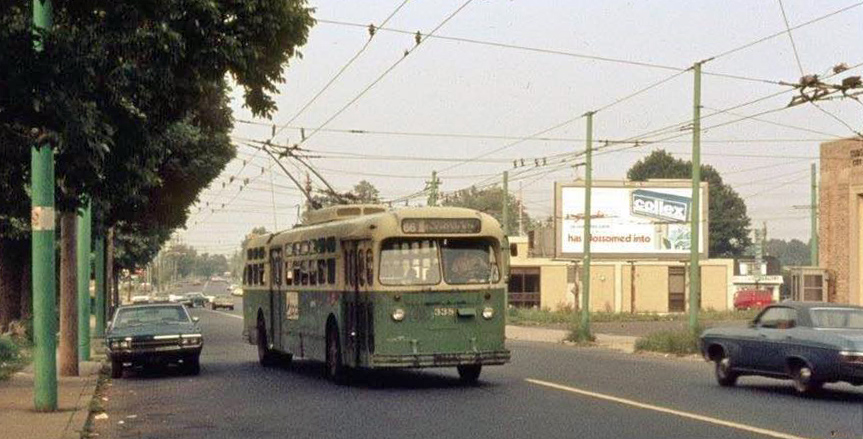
(402, 218, 481, 234)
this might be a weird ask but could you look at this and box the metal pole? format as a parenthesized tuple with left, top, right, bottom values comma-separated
(77, 202, 91, 361)
(94, 235, 106, 337)
(580, 111, 594, 340)
(689, 62, 702, 333)
(31, 0, 57, 412)
(502, 171, 510, 235)
(810, 163, 819, 266)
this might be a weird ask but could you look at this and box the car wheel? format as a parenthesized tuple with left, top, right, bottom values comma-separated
(111, 359, 123, 379)
(185, 356, 201, 375)
(457, 365, 482, 384)
(791, 364, 822, 395)
(325, 324, 348, 384)
(715, 356, 739, 387)
(257, 318, 276, 367)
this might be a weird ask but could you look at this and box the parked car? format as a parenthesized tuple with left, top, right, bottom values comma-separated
(231, 287, 243, 297)
(733, 289, 773, 310)
(105, 303, 203, 378)
(209, 295, 235, 311)
(168, 293, 184, 303)
(184, 292, 207, 308)
(701, 302, 863, 395)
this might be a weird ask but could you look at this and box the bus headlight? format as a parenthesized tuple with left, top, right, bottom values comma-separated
(392, 308, 405, 322)
(482, 307, 494, 320)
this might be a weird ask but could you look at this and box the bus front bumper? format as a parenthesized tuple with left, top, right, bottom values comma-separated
(370, 350, 511, 368)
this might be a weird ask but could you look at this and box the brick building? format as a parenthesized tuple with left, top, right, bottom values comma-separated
(819, 139, 863, 304)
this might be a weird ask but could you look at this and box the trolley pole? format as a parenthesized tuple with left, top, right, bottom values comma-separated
(502, 171, 510, 235)
(580, 111, 594, 341)
(810, 163, 819, 266)
(689, 62, 703, 333)
(77, 202, 92, 361)
(94, 234, 106, 337)
(31, 0, 57, 412)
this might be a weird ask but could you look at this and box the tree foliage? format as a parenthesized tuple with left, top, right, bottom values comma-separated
(312, 180, 381, 208)
(441, 186, 528, 234)
(0, 0, 315, 324)
(627, 150, 752, 257)
(765, 238, 811, 267)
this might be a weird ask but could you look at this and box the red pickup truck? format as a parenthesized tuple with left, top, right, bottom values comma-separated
(733, 289, 773, 310)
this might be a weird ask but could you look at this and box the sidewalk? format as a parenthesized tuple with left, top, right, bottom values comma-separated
(0, 358, 102, 439)
(505, 325, 638, 353)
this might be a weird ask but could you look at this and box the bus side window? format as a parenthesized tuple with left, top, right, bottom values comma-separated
(285, 261, 293, 285)
(366, 249, 373, 286)
(293, 261, 300, 286)
(316, 260, 325, 285)
(309, 259, 318, 286)
(259, 263, 265, 285)
(300, 261, 308, 286)
(327, 258, 336, 284)
(357, 249, 365, 286)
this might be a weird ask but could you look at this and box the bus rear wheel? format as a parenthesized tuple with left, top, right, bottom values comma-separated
(457, 364, 482, 384)
(326, 325, 348, 384)
(257, 318, 276, 367)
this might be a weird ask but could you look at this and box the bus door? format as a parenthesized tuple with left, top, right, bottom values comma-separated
(269, 247, 284, 350)
(341, 240, 362, 367)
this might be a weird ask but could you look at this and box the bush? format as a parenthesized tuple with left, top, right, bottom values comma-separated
(634, 327, 702, 355)
(0, 334, 30, 380)
(564, 320, 596, 344)
(507, 307, 759, 326)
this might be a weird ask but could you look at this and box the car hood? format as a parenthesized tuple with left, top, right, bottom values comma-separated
(108, 323, 199, 339)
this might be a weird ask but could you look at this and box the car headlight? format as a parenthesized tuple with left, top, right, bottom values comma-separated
(119, 340, 130, 349)
(482, 307, 494, 320)
(181, 334, 203, 346)
(392, 308, 405, 322)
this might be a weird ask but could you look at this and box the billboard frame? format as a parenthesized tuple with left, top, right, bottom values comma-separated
(554, 179, 709, 260)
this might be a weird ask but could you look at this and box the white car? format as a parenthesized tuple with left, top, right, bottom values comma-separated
(168, 293, 184, 303)
(231, 287, 243, 297)
(204, 294, 216, 303)
(130, 295, 150, 304)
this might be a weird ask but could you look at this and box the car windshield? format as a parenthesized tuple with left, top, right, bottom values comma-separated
(114, 306, 189, 327)
(810, 308, 863, 329)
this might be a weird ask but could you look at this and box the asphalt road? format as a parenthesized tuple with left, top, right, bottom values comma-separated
(94, 301, 863, 439)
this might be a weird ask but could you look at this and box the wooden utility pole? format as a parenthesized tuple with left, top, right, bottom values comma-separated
(58, 212, 78, 377)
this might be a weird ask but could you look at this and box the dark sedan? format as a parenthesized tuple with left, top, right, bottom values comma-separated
(106, 304, 203, 378)
(701, 302, 863, 395)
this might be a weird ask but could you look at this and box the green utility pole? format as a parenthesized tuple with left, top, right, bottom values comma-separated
(502, 171, 510, 235)
(580, 111, 594, 341)
(31, 0, 57, 412)
(426, 171, 440, 206)
(810, 163, 819, 266)
(94, 235, 106, 337)
(77, 202, 92, 361)
(689, 62, 703, 333)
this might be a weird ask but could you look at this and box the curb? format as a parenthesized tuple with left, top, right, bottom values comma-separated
(62, 360, 104, 439)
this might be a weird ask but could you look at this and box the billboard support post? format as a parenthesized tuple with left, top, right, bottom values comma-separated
(579, 111, 594, 340)
(689, 61, 703, 333)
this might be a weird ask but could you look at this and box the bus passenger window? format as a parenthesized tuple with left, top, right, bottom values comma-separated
(300, 261, 308, 285)
(309, 259, 318, 286)
(285, 261, 293, 285)
(318, 260, 326, 285)
(327, 258, 336, 284)
(259, 263, 265, 285)
(357, 250, 365, 286)
(366, 249, 373, 286)
(243, 266, 248, 286)
(293, 261, 300, 286)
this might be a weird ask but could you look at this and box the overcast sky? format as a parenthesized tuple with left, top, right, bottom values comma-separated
(178, 0, 863, 255)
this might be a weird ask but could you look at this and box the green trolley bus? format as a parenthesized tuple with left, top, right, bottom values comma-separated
(241, 204, 511, 383)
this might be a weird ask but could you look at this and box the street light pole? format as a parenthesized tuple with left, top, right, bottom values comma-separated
(580, 111, 594, 341)
(689, 62, 703, 333)
(77, 202, 92, 361)
(31, 0, 57, 412)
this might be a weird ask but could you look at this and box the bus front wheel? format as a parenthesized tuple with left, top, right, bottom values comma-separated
(326, 324, 348, 384)
(457, 364, 482, 384)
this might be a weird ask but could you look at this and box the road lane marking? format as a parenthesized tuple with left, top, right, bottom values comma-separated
(199, 308, 243, 320)
(525, 378, 811, 439)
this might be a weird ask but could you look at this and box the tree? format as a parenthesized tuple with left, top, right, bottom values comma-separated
(0, 1, 315, 328)
(765, 238, 811, 267)
(312, 180, 381, 208)
(441, 186, 527, 234)
(627, 150, 752, 257)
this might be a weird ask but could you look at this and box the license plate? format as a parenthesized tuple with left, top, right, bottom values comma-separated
(433, 307, 456, 317)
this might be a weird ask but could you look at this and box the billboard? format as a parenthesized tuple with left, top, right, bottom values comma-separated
(555, 180, 708, 259)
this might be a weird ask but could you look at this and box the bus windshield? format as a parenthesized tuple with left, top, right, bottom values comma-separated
(379, 239, 441, 285)
(441, 238, 498, 285)
(379, 238, 499, 286)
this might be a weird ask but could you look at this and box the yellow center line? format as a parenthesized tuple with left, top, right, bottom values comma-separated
(526, 378, 811, 439)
